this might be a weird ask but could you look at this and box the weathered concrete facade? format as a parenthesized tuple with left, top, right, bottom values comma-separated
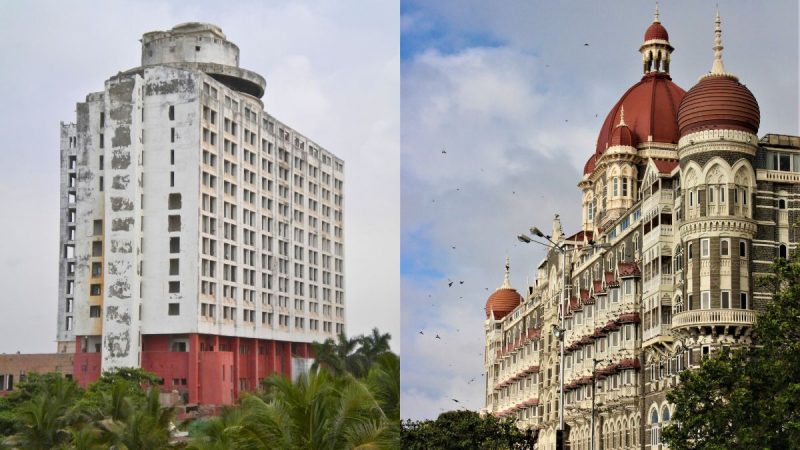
(482, 11, 798, 450)
(57, 23, 345, 404)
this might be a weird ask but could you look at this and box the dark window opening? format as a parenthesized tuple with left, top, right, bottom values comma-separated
(170, 237, 180, 253)
(89, 305, 101, 318)
(168, 303, 180, 315)
(168, 105, 175, 121)
(168, 215, 181, 232)
(169, 281, 180, 293)
(168, 193, 182, 209)
(169, 258, 179, 275)
(90, 284, 101, 296)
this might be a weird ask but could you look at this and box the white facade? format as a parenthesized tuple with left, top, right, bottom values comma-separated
(57, 23, 345, 372)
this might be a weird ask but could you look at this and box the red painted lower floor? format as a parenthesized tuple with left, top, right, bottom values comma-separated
(72, 334, 312, 405)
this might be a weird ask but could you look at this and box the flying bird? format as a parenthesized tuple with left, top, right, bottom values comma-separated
(584, 43, 590, 46)
(459, 281, 464, 285)
(452, 398, 460, 403)
(419, 331, 424, 335)
(442, 149, 447, 154)
(448, 280, 453, 287)
(435, 334, 441, 339)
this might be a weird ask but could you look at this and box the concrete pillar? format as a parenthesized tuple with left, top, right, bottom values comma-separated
(188, 333, 200, 404)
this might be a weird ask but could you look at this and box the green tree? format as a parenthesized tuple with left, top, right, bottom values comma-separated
(662, 253, 800, 449)
(311, 332, 368, 377)
(1, 375, 83, 450)
(359, 328, 393, 365)
(401, 410, 527, 449)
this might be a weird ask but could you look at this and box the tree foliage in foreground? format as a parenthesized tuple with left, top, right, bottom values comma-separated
(189, 329, 400, 449)
(401, 410, 528, 450)
(662, 253, 800, 449)
(0, 368, 175, 450)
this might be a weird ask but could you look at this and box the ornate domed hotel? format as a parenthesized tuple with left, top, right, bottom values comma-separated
(482, 9, 799, 450)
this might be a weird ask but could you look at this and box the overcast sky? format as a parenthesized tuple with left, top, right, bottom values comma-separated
(400, 0, 799, 420)
(0, 1, 399, 353)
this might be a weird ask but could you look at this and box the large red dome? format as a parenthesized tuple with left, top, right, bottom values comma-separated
(485, 288, 522, 320)
(595, 73, 685, 154)
(677, 74, 760, 137)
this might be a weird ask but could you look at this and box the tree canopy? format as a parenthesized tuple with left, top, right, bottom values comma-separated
(401, 410, 529, 449)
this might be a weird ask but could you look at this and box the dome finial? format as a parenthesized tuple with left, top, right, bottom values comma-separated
(501, 256, 512, 289)
(710, 9, 726, 75)
(618, 105, 627, 127)
(653, 3, 660, 23)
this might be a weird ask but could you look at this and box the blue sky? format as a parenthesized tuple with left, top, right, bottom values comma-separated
(400, 0, 799, 420)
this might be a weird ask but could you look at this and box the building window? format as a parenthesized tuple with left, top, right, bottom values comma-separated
(740, 292, 749, 309)
(169, 237, 180, 253)
(740, 241, 747, 258)
(687, 294, 693, 311)
(168, 105, 175, 121)
(721, 291, 731, 309)
(89, 305, 101, 318)
(168, 193, 182, 210)
(90, 284, 102, 296)
(168, 281, 180, 293)
(701, 291, 710, 310)
(622, 178, 628, 197)
(779, 244, 788, 259)
(169, 258, 179, 275)
(168, 303, 180, 316)
(687, 242, 693, 260)
(613, 177, 619, 197)
(779, 199, 787, 209)
(92, 241, 103, 257)
(66, 316, 73, 331)
(720, 238, 730, 257)
(700, 238, 710, 258)
(171, 341, 187, 352)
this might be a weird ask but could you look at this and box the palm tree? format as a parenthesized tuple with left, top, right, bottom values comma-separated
(186, 406, 246, 450)
(98, 387, 175, 450)
(311, 333, 369, 377)
(5, 376, 82, 450)
(230, 369, 393, 449)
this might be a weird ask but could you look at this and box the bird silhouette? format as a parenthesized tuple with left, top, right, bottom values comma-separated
(419, 331, 424, 335)
(459, 281, 464, 285)
(442, 149, 447, 154)
(584, 43, 590, 46)
(435, 334, 441, 339)
(452, 398, 460, 403)
(448, 280, 453, 287)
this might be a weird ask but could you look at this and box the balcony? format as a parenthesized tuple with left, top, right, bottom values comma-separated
(643, 323, 673, 343)
(672, 309, 755, 330)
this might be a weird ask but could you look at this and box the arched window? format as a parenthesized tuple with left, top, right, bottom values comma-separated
(779, 199, 787, 209)
(779, 244, 788, 259)
(651, 409, 660, 446)
(613, 177, 619, 197)
(662, 406, 671, 423)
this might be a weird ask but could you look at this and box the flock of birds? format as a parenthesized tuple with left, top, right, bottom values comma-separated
(415, 42, 602, 414)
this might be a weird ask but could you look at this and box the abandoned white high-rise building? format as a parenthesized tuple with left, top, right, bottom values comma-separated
(57, 23, 345, 404)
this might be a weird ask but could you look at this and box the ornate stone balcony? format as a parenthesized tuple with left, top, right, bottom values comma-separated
(672, 309, 755, 331)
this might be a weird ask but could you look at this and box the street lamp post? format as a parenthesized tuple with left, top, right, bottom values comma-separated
(519, 226, 569, 449)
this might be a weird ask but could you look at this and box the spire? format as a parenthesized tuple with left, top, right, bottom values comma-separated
(710, 10, 726, 75)
(618, 106, 627, 127)
(552, 214, 564, 242)
(500, 256, 512, 289)
(653, 4, 660, 23)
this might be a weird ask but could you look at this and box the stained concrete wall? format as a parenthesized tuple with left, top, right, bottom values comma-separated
(101, 74, 144, 371)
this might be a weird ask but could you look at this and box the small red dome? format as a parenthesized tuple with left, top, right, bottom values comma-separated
(644, 22, 669, 41)
(677, 75, 760, 137)
(485, 288, 522, 320)
(595, 73, 685, 154)
(609, 123, 636, 147)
